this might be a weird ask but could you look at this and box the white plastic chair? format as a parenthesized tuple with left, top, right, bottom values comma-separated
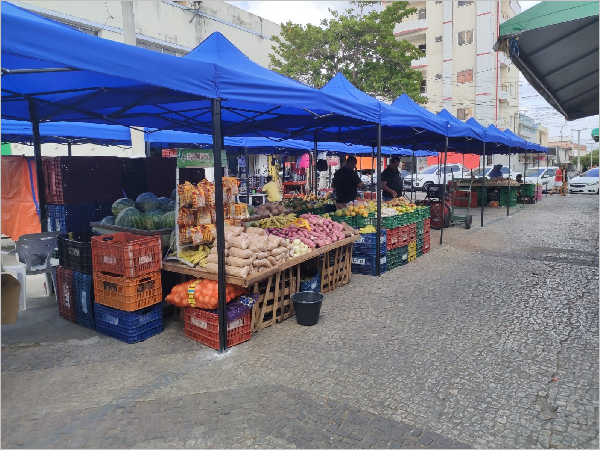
(2, 232, 60, 310)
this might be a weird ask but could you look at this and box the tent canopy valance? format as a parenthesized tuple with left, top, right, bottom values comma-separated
(494, 1, 599, 121)
(1, 3, 379, 139)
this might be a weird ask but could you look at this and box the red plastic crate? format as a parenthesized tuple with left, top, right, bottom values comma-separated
(184, 307, 251, 350)
(453, 190, 478, 208)
(91, 232, 162, 277)
(56, 266, 76, 322)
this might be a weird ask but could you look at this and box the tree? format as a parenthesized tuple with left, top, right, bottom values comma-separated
(269, 1, 425, 103)
(571, 149, 599, 168)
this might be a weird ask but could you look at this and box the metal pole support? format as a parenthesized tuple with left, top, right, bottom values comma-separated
(28, 100, 47, 232)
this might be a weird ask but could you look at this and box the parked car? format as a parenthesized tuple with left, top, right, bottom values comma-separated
(404, 164, 470, 192)
(524, 166, 559, 192)
(360, 170, 409, 188)
(569, 168, 599, 194)
(472, 166, 520, 180)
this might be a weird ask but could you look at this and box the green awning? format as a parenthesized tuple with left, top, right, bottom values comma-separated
(593, 128, 599, 142)
(495, 2, 599, 121)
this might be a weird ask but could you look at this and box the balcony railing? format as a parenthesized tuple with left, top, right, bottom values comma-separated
(394, 18, 428, 35)
(411, 55, 428, 68)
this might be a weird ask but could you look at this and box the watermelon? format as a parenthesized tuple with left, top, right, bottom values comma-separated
(157, 197, 171, 212)
(112, 198, 135, 216)
(169, 230, 176, 250)
(101, 215, 116, 226)
(143, 209, 164, 231)
(167, 201, 176, 211)
(115, 207, 144, 229)
(135, 192, 159, 212)
(171, 188, 176, 202)
(161, 211, 176, 229)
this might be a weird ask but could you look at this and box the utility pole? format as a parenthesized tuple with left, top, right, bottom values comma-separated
(572, 129, 584, 173)
(121, 1, 146, 158)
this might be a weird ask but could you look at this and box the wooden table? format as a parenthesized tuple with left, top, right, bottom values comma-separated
(162, 235, 359, 287)
(162, 235, 360, 331)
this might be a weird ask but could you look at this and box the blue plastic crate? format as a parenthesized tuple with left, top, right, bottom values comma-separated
(73, 271, 95, 330)
(353, 231, 387, 254)
(47, 204, 95, 233)
(351, 263, 387, 276)
(94, 302, 163, 344)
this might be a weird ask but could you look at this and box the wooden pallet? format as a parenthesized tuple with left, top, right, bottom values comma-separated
(320, 243, 352, 293)
(251, 266, 297, 332)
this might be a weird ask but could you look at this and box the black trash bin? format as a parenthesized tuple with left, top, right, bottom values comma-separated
(292, 292, 324, 326)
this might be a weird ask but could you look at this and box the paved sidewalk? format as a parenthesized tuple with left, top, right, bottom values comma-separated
(2, 194, 598, 448)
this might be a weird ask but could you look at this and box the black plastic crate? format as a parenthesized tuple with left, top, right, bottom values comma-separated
(92, 156, 123, 203)
(57, 231, 97, 274)
(60, 157, 94, 204)
(145, 157, 176, 198)
(73, 271, 95, 329)
(47, 204, 95, 233)
(94, 202, 114, 222)
(121, 158, 147, 200)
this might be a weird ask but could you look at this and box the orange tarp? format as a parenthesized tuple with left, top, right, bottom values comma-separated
(356, 157, 387, 170)
(1, 156, 41, 240)
(427, 152, 480, 169)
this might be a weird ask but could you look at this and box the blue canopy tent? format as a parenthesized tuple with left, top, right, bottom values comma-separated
(2, 3, 390, 353)
(1, 119, 132, 150)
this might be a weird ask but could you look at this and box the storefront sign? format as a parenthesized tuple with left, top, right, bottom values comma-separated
(176, 149, 227, 168)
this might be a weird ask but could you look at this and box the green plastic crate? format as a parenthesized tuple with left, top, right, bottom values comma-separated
(355, 213, 377, 229)
(331, 214, 356, 227)
(396, 213, 410, 226)
(520, 183, 535, 197)
(381, 216, 397, 229)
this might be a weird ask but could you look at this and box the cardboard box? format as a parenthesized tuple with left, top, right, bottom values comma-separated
(1, 273, 21, 324)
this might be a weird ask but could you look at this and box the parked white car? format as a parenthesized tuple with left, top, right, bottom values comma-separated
(404, 164, 471, 191)
(472, 166, 520, 180)
(569, 168, 599, 194)
(524, 166, 559, 192)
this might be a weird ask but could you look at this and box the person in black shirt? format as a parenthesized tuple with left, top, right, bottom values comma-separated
(332, 155, 363, 208)
(381, 156, 404, 200)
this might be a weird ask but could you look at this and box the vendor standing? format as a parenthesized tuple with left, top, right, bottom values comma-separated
(332, 155, 363, 209)
(261, 176, 281, 202)
(381, 156, 403, 199)
(488, 164, 504, 178)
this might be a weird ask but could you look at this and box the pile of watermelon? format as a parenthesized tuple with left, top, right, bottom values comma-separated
(101, 192, 176, 231)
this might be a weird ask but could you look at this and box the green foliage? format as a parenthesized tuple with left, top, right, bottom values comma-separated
(269, 1, 425, 103)
(571, 149, 599, 168)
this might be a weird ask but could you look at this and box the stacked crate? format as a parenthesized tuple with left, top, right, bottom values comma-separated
(56, 232, 97, 328)
(91, 232, 164, 343)
(43, 157, 96, 233)
(351, 230, 387, 276)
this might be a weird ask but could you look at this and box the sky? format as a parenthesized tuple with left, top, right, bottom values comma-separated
(226, 1, 599, 146)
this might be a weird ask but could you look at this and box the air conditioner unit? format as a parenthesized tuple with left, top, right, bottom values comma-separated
(435, 74, 442, 80)
(435, 36, 443, 42)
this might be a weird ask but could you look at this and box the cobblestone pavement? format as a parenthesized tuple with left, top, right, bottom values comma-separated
(2, 194, 598, 448)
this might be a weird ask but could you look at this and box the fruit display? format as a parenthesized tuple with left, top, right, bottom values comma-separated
(384, 200, 419, 215)
(283, 193, 334, 212)
(177, 245, 211, 267)
(161, 211, 176, 229)
(111, 198, 136, 216)
(142, 209, 164, 231)
(359, 225, 377, 234)
(251, 213, 297, 229)
(380, 207, 398, 217)
(135, 192, 160, 212)
(100, 216, 116, 225)
(266, 213, 345, 249)
(165, 278, 247, 309)
(251, 202, 287, 217)
(115, 207, 144, 229)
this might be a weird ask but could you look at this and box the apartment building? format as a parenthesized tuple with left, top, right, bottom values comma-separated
(7, 1, 281, 163)
(392, 1, 521, 134)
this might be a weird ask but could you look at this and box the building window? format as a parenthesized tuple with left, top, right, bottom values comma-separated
(457, 69, 473, 83)
(435, 1, 443, 4)
(458, 1, 475, 6)
(420, 80, 427, 94)
(457, 30, 474, 46)
(435, 35, 443, 42)
(137, 41, 186, 57)
(418, 44, 426, 55)
(457, 108, 472, 120)
(418, 8, 426, 19)
(486, 155, 493, 165)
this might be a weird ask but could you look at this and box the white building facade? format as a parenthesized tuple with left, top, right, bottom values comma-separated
(391, 1, 522, 167)
(7, 0, 281, 165)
